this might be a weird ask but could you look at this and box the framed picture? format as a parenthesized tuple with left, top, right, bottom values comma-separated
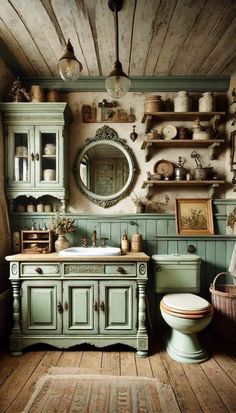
(176, 198, 214, 235)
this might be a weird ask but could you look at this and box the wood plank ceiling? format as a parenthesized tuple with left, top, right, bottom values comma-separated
(0, 0, 235, 80)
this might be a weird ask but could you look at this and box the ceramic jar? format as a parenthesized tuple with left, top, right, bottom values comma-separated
(198, 92, 214, 112)
(30, 85, 45, 102)
(44, 143, 56, 155)
(27, 203, 35, 213)
(43, 169, 56, 181)
(36, 203, 44, 213)
(174, 91, 190, 112)
(192, 119, 209, 140)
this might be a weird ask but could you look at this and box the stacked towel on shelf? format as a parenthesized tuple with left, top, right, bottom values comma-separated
(229, 243, 236, 274)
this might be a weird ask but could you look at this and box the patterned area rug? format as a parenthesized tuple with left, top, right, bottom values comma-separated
(23, 369, 180, 412)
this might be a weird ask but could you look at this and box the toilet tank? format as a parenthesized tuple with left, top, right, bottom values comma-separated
(152, 254, 201, 293)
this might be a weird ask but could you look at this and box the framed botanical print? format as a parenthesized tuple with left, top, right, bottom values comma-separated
(176, 198, 214, 235)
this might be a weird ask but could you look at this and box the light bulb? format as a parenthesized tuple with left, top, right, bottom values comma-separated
(105, 74, 131, 99)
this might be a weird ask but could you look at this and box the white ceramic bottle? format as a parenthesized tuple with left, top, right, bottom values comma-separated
(174, 91, 190, 112)
(198, 92, 214, 112)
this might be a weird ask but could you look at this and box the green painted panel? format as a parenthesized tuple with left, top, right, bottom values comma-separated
(21, 76, 230, 92)
(99, 280, 137, 334)
(63, 281, 98, 333)
(22, 281, 61, 334)
(168, 241, 178, 254)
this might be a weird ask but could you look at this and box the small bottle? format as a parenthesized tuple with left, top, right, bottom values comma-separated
(121, 232, 130, 253)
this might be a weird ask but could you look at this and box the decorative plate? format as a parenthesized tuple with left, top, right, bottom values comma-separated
(162, 124, 177, 140)
(154, 159, 174, 178)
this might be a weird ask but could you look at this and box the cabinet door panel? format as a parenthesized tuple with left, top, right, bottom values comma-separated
(99, 280, 137, 334)
(7, 126, 35, 188)
(63, 280, 98, 334)
(21, 280, 62, 334)
(35, 126, 63, 188)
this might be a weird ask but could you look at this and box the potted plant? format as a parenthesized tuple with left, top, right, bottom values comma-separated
(131, 191, 148, 213)
(50, 213, 77, 252)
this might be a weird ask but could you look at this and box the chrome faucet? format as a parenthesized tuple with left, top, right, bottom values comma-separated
(92, 230, 97, 247)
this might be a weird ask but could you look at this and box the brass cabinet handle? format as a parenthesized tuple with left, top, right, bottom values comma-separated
(64, 302, 68, 311)
(31, 153, 35, 161)
(35, 267, 43, 274)
(35, 153, 39, 161)
(116, 266, 125, 274)
(57, 302, 63, 313)
(93, 301, 98, 311)
(100, 301, 105, 311)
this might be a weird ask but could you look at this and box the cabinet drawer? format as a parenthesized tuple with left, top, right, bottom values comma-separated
(21, 263, 60, 277)
(63, 263, 136, 276)
(105, 264, 136, 276)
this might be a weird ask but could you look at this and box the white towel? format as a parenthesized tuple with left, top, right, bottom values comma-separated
(228, 242, 236, 274)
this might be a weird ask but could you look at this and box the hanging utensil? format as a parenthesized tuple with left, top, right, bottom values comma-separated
(191, 151, 202, 168)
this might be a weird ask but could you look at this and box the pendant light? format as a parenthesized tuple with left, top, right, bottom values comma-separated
(58, 39, 83, 81)
(105, 0, 131, 99)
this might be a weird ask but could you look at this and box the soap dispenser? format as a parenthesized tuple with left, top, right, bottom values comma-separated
(174, 156, 187, 181)
(121, 231, 130, 253)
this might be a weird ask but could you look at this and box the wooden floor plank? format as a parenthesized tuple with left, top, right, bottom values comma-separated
(0, 351, 45, 412)
(201, 357, 236, 413)
(183, 363, 230, 413)
(101, 350, 120, 375)
(79, 350, 102, 370)
(136, 354, 153, 377)
(161, 351, 203, 413)
(56, 350, 83, 367)
(120, 351, 137, 376)
(5, 351, 62, 413)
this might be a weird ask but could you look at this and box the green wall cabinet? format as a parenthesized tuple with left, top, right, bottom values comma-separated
(0, 102, 70, 211)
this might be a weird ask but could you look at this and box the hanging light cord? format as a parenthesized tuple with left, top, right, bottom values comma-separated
(114, 5, 119, 63)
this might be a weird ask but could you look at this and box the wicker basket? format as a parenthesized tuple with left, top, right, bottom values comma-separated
(209, 272, 236, 341)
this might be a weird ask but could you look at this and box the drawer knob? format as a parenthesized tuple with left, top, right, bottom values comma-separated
(57, 302, 63, 313)
(187, 245, 196, 253)
(35, 267, 43, 274)
(116, 266, 125, 274)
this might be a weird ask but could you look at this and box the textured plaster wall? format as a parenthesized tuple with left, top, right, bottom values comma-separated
(65, 88, 231, 214)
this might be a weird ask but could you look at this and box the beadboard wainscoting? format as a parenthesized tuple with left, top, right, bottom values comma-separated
(10, 198, 236, 301)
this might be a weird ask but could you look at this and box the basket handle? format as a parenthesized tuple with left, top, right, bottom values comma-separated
(211, 272, 236, 290)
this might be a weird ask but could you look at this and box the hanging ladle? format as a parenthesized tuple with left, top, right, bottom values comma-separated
(191, 151, 202, 168)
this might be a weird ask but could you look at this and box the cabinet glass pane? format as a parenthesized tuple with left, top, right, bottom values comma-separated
(14, 132, 29, 182)
(41, 132, 57, 182)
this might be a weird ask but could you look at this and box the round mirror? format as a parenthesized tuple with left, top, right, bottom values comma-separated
(73, 125, 136, 207)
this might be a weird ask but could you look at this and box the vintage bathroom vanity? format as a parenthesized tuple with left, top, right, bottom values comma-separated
(5, 252, 149, 357)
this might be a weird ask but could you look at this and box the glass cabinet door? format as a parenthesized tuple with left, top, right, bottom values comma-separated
(35, 126, 62, 188)
(7, 126, 34, 188)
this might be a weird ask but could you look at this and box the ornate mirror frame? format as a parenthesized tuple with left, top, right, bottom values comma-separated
(73, 125, 137, 208)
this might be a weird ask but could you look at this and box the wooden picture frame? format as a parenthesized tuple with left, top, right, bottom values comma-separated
(176, 198, 214, 235)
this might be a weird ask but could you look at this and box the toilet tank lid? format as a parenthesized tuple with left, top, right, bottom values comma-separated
(152, 254, 201, 263)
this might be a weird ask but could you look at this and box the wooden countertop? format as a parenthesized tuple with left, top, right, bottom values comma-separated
(5, 251, 150, 262)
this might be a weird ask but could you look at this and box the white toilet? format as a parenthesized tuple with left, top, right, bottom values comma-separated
(152, 254, 214, 364)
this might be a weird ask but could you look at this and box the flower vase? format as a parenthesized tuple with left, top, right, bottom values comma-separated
(136, 203, 145, 213)
(55, 235, 70, 252)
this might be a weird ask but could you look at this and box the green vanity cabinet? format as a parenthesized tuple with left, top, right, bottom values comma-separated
(6, 253, 149, 357)
(0, 103, 70, 210)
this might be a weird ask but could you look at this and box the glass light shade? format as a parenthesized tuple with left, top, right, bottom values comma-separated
(58, 40, 82, 82)
(105, 74, 131, 99)
(105, 60, 131, 99)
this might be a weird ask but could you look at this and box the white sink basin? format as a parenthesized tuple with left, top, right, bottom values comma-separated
(59, 246, 121, 257)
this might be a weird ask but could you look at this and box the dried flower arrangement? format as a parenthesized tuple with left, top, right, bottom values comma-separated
(131, 191, 149, 206)
(50, 214, 77, 235)
(227, 207, 236, 229)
